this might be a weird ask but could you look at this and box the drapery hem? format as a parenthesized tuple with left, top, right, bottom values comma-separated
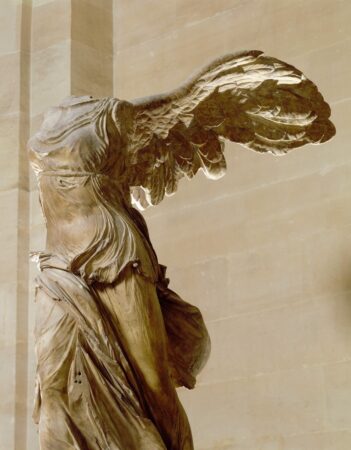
(32, 255, 210, 449)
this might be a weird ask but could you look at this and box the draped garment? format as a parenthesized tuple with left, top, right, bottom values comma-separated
(28, 96, 210, 449)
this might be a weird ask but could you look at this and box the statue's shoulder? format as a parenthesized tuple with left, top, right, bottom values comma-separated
(29, 97, 111, 147)
(27, 97, 124, 160)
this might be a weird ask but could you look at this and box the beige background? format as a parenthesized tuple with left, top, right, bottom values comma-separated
(0, 0, 350, 449)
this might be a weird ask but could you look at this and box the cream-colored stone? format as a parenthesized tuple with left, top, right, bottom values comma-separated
(32, 0, 56, 6)
(245, 0, 351, 60)
(0, 343, 16, 450)
(30, 190, 44, 227)
(0, 1, 21, 55)
(0, 52, 21, 116)
(72, 0, 113, 53)
(324, 361, 351, 430)
(31, 41, 70, 117)
(0, 278, 21, 450)
(227, 242, 314, 317)
(175, 0, 243, 26)
(0, 283, 17, 349)
(0, 114, 21, 191)
(29, 222, 46, 252)
(30, 112, 44, 137)
(285, 431, 351, 450)
(114, 0, 177, 50)
(32, 0, 71, 52)
(183, 0, 351, 65)
(114, 7, 246, 99)
(114, 0, 351, 112)
(21, 2, 32, 54)
(201, 289, 351, 383)
(29, 170, 38, 192)
(71, 41, 113, 97)
(227, 222, 351, 315)
(76, 0, 112, 11)
(116, 0, 329, 58)
(195, 430, 351, 450)
(144, 161, 351, 270)
(0, 190, 19, 284)
(169, 258, 229, 322)
(114, 2, 263, 98)
(179, 367, 325, 449)
(290, 38, 351, 105)
(29, 114, 44, 190)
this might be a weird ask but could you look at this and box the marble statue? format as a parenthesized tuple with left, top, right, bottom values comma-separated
(28, 51, 335, 449)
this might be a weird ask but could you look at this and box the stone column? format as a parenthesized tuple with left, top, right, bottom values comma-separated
(71, 0, 113, 97)
(0, 1, 31, 449)
(28, 2, 72, 446)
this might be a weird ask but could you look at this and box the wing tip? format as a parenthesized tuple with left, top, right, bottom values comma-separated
(310, 118, 336, 144)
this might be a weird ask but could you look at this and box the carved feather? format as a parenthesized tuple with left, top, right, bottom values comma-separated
(127, 50, 335, 208)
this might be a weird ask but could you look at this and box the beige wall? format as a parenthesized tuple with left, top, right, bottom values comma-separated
(114, 1, 351, 449)
(0, 1, 31, 449)
(1, 0, 350, 449)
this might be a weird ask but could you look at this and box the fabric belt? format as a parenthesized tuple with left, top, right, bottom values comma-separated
(38, 171, 108, 177)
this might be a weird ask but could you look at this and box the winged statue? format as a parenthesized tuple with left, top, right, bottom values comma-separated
(28, 51, 335, 450)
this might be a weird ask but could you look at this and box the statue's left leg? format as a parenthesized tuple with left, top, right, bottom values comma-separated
(95, 267, 194, 450)
(34, 278, 90, 449)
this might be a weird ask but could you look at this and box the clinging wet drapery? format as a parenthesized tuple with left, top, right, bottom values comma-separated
(28, 51, 334, 450)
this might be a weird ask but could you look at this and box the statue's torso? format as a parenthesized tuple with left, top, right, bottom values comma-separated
(29, 96, 158, 284)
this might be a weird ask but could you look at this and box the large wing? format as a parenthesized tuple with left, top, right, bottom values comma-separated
(126, 50, 335, 208)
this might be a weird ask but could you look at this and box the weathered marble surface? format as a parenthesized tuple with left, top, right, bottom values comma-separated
(28, 51, 334, 449)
